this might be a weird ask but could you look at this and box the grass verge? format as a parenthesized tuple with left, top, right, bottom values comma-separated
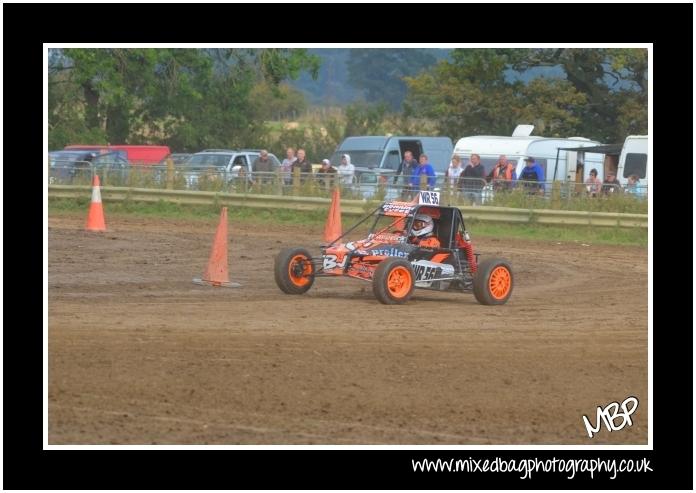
(465, 220, 647, 247)
(49, 198, 647, 247)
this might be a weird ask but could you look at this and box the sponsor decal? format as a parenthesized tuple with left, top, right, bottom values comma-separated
(323, 254, 348, 270)
(411, 259, 455, 286)
(382, 201, 416, 215)
(371, 233, 405, 243)
(369, 248, 408, 258)
(413, 263, 442, 281)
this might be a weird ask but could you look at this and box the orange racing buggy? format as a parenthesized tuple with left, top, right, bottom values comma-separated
(274, 191, 513, 305)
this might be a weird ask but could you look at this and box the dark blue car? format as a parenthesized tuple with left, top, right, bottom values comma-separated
(49, 150, 129, 183)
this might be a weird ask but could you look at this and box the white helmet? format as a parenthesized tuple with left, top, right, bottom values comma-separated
(411, 214, 434, 237)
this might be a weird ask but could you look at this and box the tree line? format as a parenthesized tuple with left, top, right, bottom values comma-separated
(49, 48, 647, 156)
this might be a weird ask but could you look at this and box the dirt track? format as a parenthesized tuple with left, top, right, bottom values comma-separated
(48, 214, 648, 444)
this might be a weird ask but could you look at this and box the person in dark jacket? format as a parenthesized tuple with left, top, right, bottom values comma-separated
(518, 156, 545, 194)
(395, 150, 419, 199)
(251, 149, 276, 186)
(601, 171, 622, 195)
(458, 154, 486, 204)
(316, 158, 337, 188)
(291, 148, 313, 184)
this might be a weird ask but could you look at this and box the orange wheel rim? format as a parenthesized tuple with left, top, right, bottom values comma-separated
(387, 266, 412, 298)
(489, 266, 511, 300)
(288, 255, 312, 286)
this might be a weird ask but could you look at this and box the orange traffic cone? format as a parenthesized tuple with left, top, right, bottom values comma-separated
(193, 207, 241, 288)
(324, 186, 342, 244)
(85, 174, 106, 231)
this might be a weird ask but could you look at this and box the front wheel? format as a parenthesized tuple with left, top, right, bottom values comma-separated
(473, 258, 513, 305)
(373, 258, 415, 305)
(274, 247, 315, 294)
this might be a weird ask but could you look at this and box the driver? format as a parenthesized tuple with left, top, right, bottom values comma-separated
(409, 214, 440, 248)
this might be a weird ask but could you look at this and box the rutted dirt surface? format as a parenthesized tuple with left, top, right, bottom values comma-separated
(48, 214, 648, 444)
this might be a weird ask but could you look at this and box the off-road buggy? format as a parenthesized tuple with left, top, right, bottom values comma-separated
(274, 191, 513, 305)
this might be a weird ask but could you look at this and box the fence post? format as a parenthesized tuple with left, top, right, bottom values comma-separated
(166, 157, 174, 190)
(276, 168, 283, 195)
(292, 167, 301, 196)
(551, 181, 561, 209)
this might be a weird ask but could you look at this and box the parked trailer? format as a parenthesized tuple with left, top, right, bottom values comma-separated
(555, 135, 649, 196)
(453, 125, 605, 183)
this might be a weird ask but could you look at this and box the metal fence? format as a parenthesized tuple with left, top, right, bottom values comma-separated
(47, 162, 648, 214)
(48, 185, 649, 228)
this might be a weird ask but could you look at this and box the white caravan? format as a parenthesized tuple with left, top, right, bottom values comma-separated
(453, 125, 605, 183)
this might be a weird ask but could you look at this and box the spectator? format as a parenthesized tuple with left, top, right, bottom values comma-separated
(602, 171, 622, 195)
(458, 154, 486, 205)
(410, 153, 437, 192)
(584, 168, 602, 197)
(445, 155, 464, 188)
(518, 156, 545, 194)
(280, 147, 297, 185)
(408, 214, 440, 248)
(394, 150, 418, 185)
(488, 154, 517, 190)
(337, 154, 356, 186)
(316, 158, 337, 188)
(251, 149, 276, 186)
(625, 174, 641, 195)
(291, 148, 313, 183)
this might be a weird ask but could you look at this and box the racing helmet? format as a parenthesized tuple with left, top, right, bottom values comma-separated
(411, 214, 434, 237)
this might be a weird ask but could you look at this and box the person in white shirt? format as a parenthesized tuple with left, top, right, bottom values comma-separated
(280, 147, 297, 185)
(337, 154, 355, 186)
(445, 155, 464, 187)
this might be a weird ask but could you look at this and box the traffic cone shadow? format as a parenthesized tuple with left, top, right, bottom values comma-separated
(193, 207, 241, 288)
(85, 174, 106, 232)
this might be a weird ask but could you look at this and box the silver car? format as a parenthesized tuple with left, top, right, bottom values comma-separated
(182, 149, 281, 187)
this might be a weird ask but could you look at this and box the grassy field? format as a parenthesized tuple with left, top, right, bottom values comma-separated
(49, 198, 648, 247)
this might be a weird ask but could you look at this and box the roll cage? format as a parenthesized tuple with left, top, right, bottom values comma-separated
(325, 203, 470, 252)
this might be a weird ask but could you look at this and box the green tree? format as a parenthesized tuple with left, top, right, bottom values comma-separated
(49, 48, 320, 151)
(404, 50, 520, 139)
(507, 48, 647, 141)
(404, 48, 647, 143)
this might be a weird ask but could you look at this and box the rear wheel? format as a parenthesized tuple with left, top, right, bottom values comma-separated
(275, 248, 315, 294)
(473, 258, 513, 305)
(373, 258, 415, 305)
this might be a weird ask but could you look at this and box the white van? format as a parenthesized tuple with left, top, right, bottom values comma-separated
(616, 135, 648, 190)
(453, 125, 605, 183)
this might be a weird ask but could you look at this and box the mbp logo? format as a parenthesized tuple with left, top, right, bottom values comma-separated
(582, 396, 639, 438)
